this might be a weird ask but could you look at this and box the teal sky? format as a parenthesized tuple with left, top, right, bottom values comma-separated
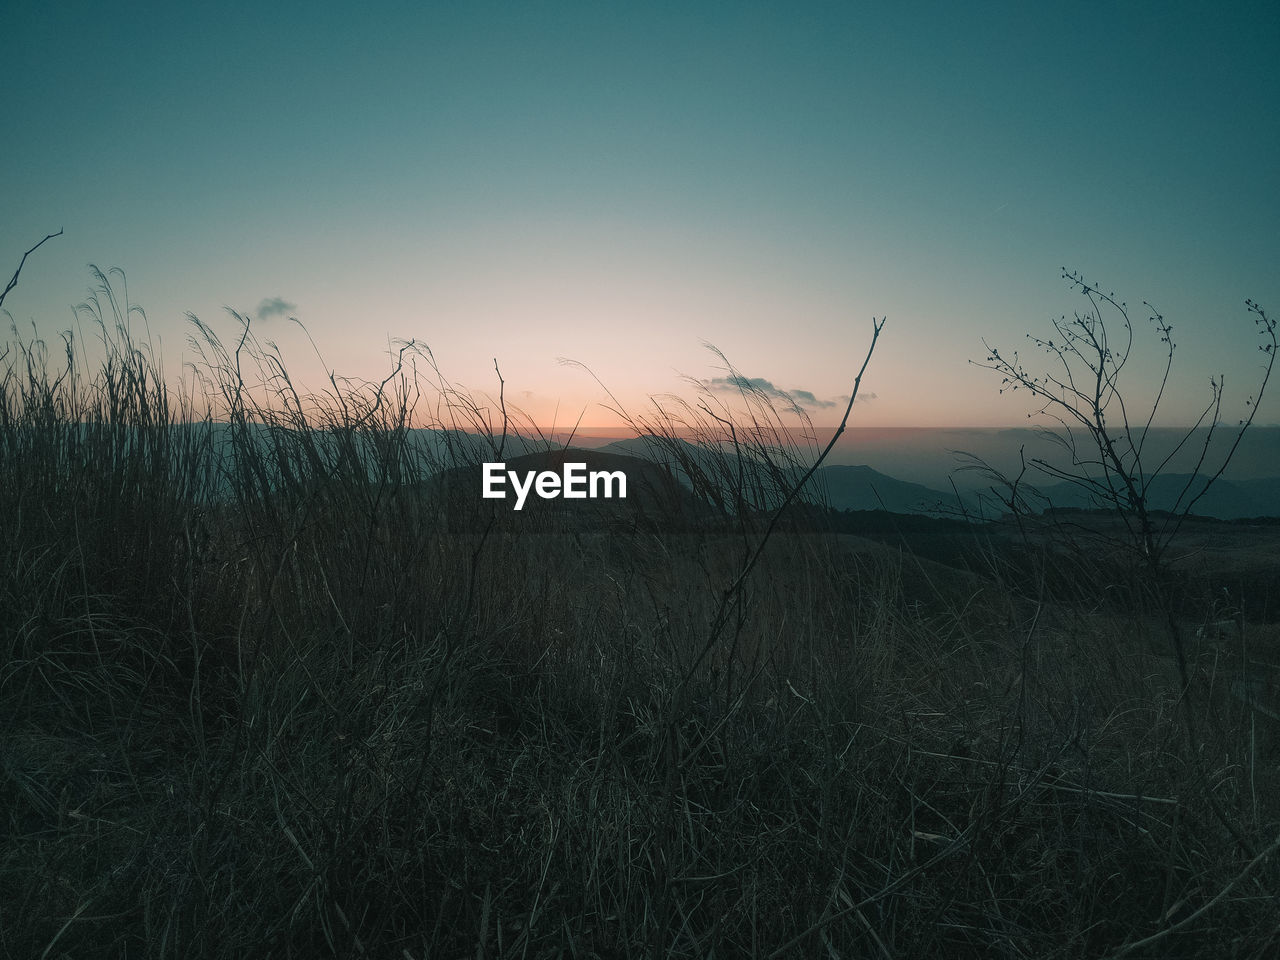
(4, 1, 1278, 429)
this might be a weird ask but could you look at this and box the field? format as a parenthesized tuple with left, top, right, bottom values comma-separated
(3, 299, 1279, 959)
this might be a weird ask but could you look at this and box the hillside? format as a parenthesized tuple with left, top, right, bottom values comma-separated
(1037, 472, 1280, 520)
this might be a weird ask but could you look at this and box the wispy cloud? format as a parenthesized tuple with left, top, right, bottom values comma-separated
(789, 389, 824, 407)
(256, 296, 297, 321)
(704, 375, 840, 410)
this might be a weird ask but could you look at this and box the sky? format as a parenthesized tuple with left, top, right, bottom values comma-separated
(4, 0, 1278, 433)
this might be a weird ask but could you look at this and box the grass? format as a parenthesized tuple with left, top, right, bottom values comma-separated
(2, 273, 1278, 958)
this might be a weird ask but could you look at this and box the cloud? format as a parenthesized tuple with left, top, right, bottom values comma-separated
(256, 296, 297, 321)
(706, 375, 779, 395)
(704, 375, 839, 409)
(835, 392, 879, 404)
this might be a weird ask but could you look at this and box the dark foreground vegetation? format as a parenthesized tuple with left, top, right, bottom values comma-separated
(3, 272, 1279, 959)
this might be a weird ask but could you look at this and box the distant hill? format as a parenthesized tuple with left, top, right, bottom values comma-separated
(810, 465, 968, 516)
(599, 436, 729, 482)
(599, 443, 1279, 522)
(1036, 473, 1280, 520)
(1239, 477, 1280, 517)
(603, 440, 978, 517)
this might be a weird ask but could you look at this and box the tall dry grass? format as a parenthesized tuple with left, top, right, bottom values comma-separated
(1, 271, 1277, 959)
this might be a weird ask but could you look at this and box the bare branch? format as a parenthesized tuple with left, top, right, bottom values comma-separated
(976, 271, 1275, 572)
(0, 229, 63, 313)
